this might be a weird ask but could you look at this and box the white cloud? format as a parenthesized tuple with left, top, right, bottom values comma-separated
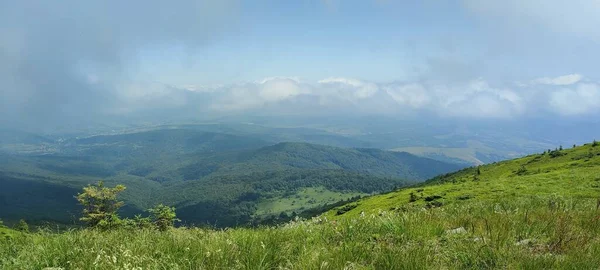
(549, 83, 600, 115)
(318, 77, 379, 99)
(259, 78, 306, 102)
(383, 83, 431, 108)
(117, 74, 600, 118)
(532, 74, 583, 86)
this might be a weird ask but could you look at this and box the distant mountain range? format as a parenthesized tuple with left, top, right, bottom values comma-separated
(0, 128, 463, 227)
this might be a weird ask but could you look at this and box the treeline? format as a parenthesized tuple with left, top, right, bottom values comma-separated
(155, 169, 409, 227)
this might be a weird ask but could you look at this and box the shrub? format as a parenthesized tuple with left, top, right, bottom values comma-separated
(424, 195, 443, 202)
(426, 201, 443, 208)
(76, 181, 126, 230)
(123, 215, 153, 230)
(336, 204, 357, 215)
(549, 149, 565, 158)
(409, 192, 418, 202)
(14, 219, 29, 232)
(149, 204, 180, 231)
(515, 165, 528, 176)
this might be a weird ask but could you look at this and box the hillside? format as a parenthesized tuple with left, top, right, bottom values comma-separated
(325, 142, 600, 218)
(2, 143, 600, 269)
(179, 142, 462, 181)
(0, 129, 462, 227)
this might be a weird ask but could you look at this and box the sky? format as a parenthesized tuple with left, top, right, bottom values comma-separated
(1, 0, 600, 130)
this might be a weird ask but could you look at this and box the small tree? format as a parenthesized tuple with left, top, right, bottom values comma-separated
(409, 192, 418, 202)
(14, 219, 29, 232)
(593, 140, 599, 147)
(476, 166, 481, 175)
(515, 165, 528, 176)
(0, 219, 5, 228)
(76, 181, 126, 229)
(149, 204, 179, 231)
(123, 215, 153, 230)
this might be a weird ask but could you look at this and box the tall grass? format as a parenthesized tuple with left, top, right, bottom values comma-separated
(1, 196, 599, 269)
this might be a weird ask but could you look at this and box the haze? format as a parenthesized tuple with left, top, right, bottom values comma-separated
(1, 0, 599, 137)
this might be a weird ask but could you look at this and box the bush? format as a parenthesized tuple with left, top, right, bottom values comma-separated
(424, 195, 443, 202)
(123, 215, 153, 230)
(336, 204, 357, 215)
(426, 201, 443, 208)
(409, 192, 418, 202)
(76, 181, 126, 230)
(14, 219, 29, 232)
(515, 165, 528, 176)
(149, 204, 180, 231)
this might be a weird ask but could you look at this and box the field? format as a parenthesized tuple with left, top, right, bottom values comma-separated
(331, 143, 600, 219)
(255, 187, 364, 216)
(1, 197, 599, 269)
(1, 143, 600, 269)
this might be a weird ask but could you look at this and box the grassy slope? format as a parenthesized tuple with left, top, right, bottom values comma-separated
(2, 192, 599, 269)
(255, 187, 364, 216)
(326, 143, 600, 219)
(2, 144, 600, 269)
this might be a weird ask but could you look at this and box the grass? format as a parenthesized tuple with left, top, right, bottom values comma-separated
(255, 187, 364, 216)
(329, 143, 600, 219)
(1, 143, 600, 269)
(1, 197, 599, 269)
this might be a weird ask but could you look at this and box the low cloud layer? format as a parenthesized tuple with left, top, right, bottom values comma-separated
(171, 74, 599, 119)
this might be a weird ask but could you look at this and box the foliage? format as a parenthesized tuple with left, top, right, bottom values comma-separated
(325, 142, 600, 219)
(549, 148, 565, 158)
(76, 181, 126, 230)
(515, 165, 528, 176)
(148, 204, 180, 231)
(14, 219, 29, 232)
(122, 215, 153, 230)
(0, 129, 461, 227)
(1, 198, 600, 269)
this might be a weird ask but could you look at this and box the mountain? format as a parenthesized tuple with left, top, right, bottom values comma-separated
(178, 142, 462, 181)
(4, 142, 600, 269)
(325, 142, 600, 218)
(0, 129, 462, 227)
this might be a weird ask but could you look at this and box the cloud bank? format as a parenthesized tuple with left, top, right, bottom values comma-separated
(0, 0, 238, 129)
(173, 74, 598, 119)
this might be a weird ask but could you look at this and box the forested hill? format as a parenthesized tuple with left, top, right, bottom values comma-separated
(326, 142, 600, 218)
(218, 142, 463, 180)
(0, 129, 463, 227)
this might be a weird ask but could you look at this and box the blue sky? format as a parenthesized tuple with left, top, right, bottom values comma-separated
(131, 0, 600, 86)
(1, 0, 600, 129)
(136, 0, 482, 84)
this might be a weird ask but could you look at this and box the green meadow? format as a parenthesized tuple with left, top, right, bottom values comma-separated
(1, 143, 599, 269)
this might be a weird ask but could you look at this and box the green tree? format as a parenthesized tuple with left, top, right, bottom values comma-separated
(409, 192, 418, 202)
(14, 219, 29, 232)
(0, 219, 5, 228)
(149, 204, 179, 231)
(76, 181, 126, 229)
